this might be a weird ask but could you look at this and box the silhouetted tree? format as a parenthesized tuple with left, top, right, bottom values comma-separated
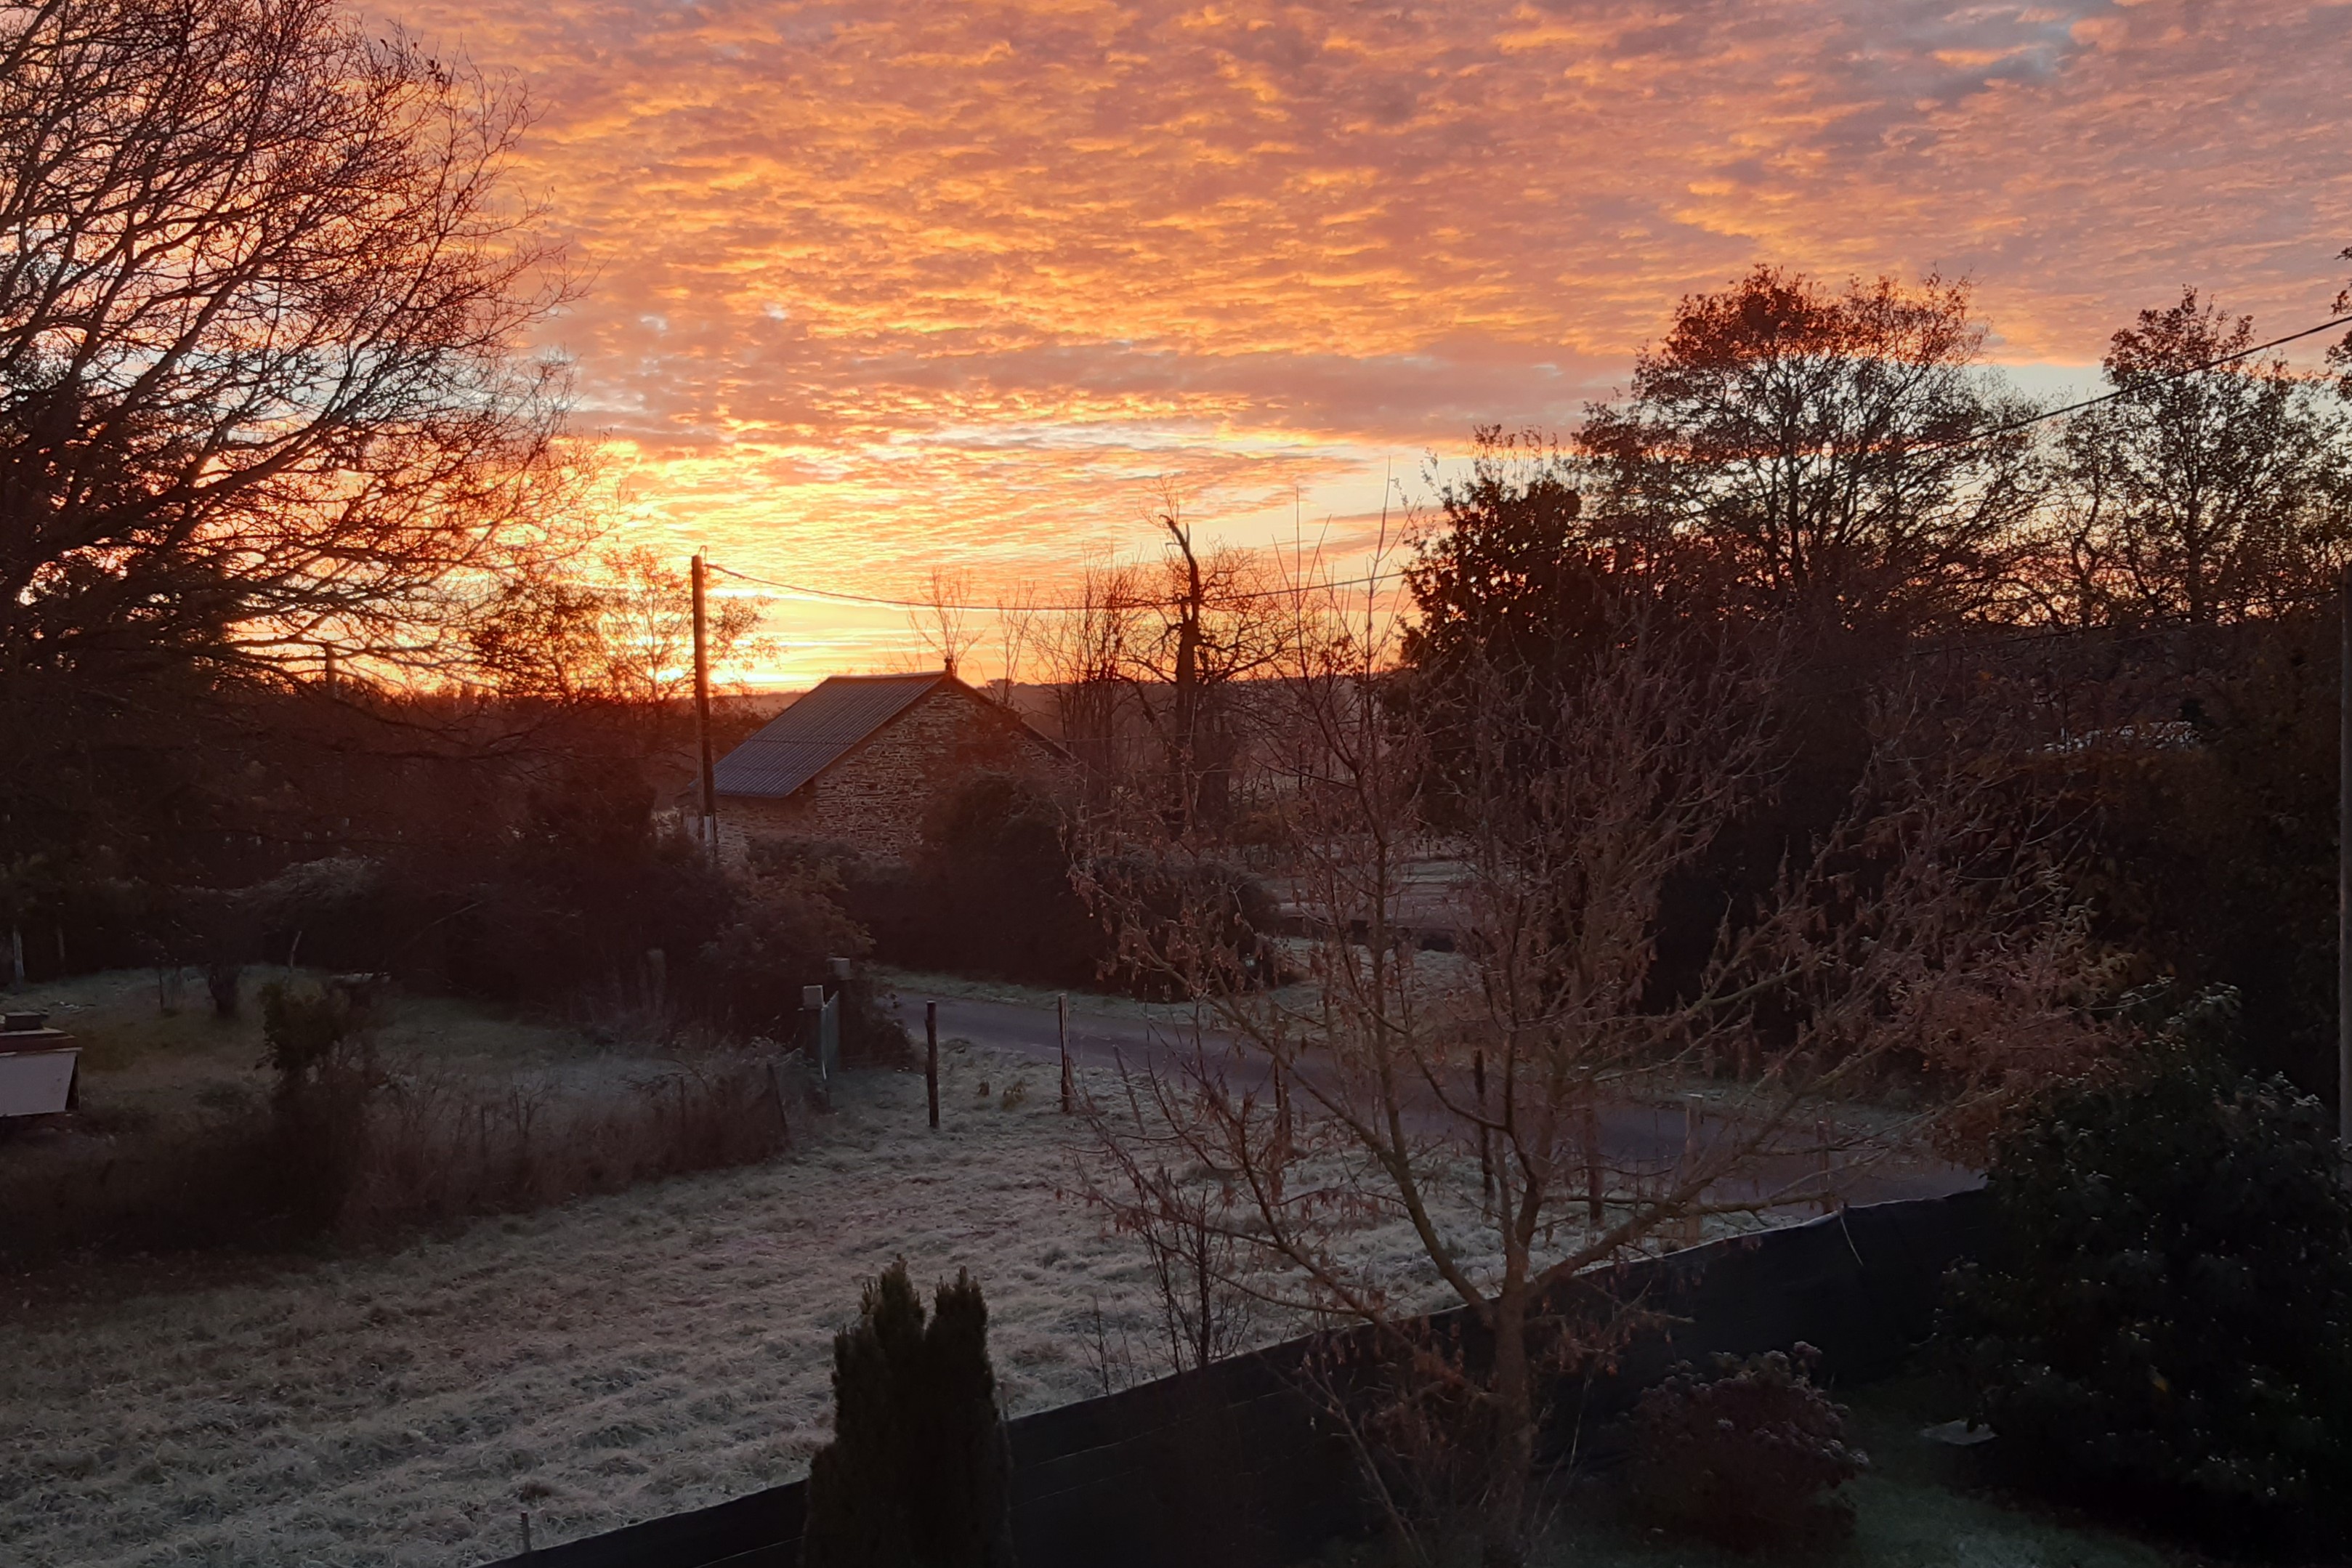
(1124, 496, 1290, 832)
(2043, 289, 2351, 628)
(1402, 429, 1615, 687)
(1401, 428, 1731, 791)
(1579, 266, 2041, 637)
(464, 546, 763, 705)
(0, 0, 573, 689)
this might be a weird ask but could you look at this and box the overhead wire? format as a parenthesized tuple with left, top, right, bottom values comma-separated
(701, 307, 2352, 615)
(704, 559, 1407, 611)
(1903, 311, 2352, 456)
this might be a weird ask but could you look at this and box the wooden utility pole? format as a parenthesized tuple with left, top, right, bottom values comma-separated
(1058, 993, 1072, 1113)
(692, 551, 719, 859)
(2339, 562, 2351, 1169)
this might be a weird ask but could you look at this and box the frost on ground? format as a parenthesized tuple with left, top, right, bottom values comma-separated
(0, 1047, 1208, 1568)
(0, 985, 1750, 1568)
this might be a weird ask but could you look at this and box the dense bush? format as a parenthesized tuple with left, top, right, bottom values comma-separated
(807, 770, 1280, 998)
(256, 976, 383, 1232)
(2045, 627, 2340, 1097)
(423, 758, 737, 1006)
(867, 770, 1107, 986)
(113, 757, 900, 1055)
(697, 867, 907, 1064)
(1941, 1025, 2352, 1546)
(1626, 1345, 1867, 1551)
(802, 1260, 1016, 1568)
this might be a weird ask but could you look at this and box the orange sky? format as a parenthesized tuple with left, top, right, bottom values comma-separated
(387, 0, 2352, 684)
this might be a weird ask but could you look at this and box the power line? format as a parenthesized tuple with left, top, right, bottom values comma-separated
(1905, 310, 2352, 456)
(705, 559, 1410, 612)
(706, 307, 2352, 615)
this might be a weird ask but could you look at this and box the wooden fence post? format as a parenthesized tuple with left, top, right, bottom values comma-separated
(1059, 993, 1072, 1114)
(1817, 1118, 1835, 1213)
(804, 985, 828, 1110)
(1584, 1105, 1604, 1228)
(926, 1001, 940, 1130)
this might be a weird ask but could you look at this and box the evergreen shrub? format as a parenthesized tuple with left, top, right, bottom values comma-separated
(802, 1260, 1017, 1568)
(1941, 1020, 2352, 1548)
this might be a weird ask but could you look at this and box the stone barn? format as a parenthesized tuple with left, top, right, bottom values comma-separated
(708, 670, 1064, 860)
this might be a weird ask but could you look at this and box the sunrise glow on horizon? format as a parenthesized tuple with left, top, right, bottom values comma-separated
(381, 0, 2352, 684)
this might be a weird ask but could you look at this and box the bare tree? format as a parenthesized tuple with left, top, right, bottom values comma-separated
(465, 546, 762, 705)
(987, 579, 1039, 702)
(1087, 1145, 1262, 1375)
(1078, 582, 2103, 1562)
(0, 0, 575, 684)
(908, 565, 979, 677)
(1120, 493, 1293, 831)
(1035, 560, 1146, 793)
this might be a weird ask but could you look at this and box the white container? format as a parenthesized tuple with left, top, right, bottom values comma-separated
(0, 1037, 78, 1117)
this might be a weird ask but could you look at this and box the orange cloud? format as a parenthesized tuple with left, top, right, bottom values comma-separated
(384, 0, 2352, 682)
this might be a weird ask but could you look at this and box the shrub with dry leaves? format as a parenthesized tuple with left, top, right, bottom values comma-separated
(1628, 1345, 1868, 1551)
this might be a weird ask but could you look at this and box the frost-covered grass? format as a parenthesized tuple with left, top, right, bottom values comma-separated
(871, 963, 1200, 1022)
(0, 971, 1795, 1568)
(0, 1048, 1187, 1567)
(0, 971, 798, 1256)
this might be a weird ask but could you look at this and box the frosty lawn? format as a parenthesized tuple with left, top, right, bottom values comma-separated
(1, 1049, 1172, 1567)
(0, 976, 1872, 1568)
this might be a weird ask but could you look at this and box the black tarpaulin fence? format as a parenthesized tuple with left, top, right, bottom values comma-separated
(482, 1188, 1992, 1568)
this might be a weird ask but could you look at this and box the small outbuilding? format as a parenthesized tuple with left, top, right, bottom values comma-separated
(708, 670, 1063, 860)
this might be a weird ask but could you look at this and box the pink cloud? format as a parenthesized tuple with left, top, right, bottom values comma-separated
(379, 0, 2352, 678)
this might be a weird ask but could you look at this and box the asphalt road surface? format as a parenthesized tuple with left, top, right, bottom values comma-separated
(890, 990, 1973, 1211)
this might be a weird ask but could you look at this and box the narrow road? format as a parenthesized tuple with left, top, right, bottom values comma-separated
(889, 990, 1973, 1210)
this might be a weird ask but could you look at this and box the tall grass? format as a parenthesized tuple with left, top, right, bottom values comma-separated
(0, 1049, 809, 1260)
(347, 1053, 801, 1232)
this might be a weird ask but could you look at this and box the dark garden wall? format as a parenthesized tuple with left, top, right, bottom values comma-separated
(483, 1189, 1992, 1568)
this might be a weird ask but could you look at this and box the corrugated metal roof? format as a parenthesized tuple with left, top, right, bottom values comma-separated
(713, 672, 947, 798)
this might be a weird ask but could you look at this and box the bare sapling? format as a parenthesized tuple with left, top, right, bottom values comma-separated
(1102, 1145, 1262, 1375)
(1074, 575, 2105, 1564)
(1034, 560, 1148, 796)
(910, 566, 981, 676)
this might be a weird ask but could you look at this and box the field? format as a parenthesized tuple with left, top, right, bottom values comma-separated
(0, 969, 1871, 1567)
(0, 987, 1195, 1565)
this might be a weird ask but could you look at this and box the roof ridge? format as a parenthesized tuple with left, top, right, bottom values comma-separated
(711, 670, 951, 798)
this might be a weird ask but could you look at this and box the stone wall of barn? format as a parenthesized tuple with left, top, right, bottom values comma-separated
(718, 685, 1062, 860)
